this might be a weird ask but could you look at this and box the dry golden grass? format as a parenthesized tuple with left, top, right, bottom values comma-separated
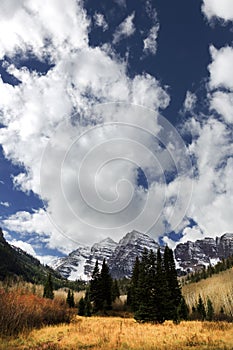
(54, 289, 85, 304)
(1, 316, 233, 350)
(182, 267, 233, 315)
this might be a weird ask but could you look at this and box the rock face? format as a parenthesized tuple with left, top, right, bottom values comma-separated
(52, 231, 159, 280)
(108, 230, 159, 278)
(52, 238, 118, 281)
(175, 233, 233, 272)
(52, 231, 233, 280)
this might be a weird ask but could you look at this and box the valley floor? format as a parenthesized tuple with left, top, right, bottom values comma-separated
(1, 317, 233, 350)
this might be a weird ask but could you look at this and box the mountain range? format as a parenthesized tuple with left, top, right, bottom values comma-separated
(51, 230, 233, 280)
(1, 225, 233, 282)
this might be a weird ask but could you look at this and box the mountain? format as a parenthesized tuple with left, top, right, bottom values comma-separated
(2, 224, 232, 282)
(175, 233, 233, 272)
(108, 230, 159, 278)
(52, 231, 233, 280)
(53, 237, 117, 280)
(0, 227, 65, 286)
(52, 230, 160, 280)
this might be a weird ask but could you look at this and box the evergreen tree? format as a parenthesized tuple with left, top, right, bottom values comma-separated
(163, 246, 182, 321)
(206, 298, 214, 321)
(78, 297, 85, 316)
(89, 259, 113, 312)
(100, 258, 113, 310)
(127, 256, 140, 311)
(112, 279, 120, 301)
(197, 295, 206, 320)
(129, 248, 186, 323)
(66, 289, 71, 306)
(84, 288, 92, 316)
(43, 273, 54, 299)
(66, 289, 75, 308)
(134, 249, 155, 322)
(71, 290, 75, 307)
(89, 260, 102, 312)
(153, 248, 170, 323)
(177, 296, 189, 321)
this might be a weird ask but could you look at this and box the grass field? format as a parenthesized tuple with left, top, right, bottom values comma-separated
(182, 267, 233, 316)
(1, 316, 233, 350)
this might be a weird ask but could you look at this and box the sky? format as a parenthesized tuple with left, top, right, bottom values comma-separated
(0, 0, 233, 263)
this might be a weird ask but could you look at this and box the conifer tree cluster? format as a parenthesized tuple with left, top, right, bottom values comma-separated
(191, 295, 214, 321)
(127, 247, 188, 323)
(78, 259, 120, 316)
(66, 289, 75, 308)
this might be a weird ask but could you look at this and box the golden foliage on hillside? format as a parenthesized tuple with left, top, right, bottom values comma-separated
(182, 267, 233, 315)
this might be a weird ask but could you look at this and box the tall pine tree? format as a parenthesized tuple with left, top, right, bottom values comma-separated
(100, 258, 113, 311)
(163, 246, 182, 321)
(89, 259, 113, 312)
(43, 273, 54, 299)
(89, 260, 102, 312)
(127, 256, 140, 312)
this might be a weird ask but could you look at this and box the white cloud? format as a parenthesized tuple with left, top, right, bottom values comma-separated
(145, 0, 157, 21)
(0, 0, 90, 61)
(143, 25, 159, 55)
(183, 91, 197, 112)
(1, 0, 189, 251)
(202, 0, 233, 22)
(1, 0, 232, 253)
(93, 12, 108, 31)
(113, 12, 135, 44)
(163, 225, 205, 249)
(183, 116, 233, 237)
(208, 46, 233, 90)
(210, 91, 233, 124)
(8, 237, 57, 265)
(10, 239, 37, 257)
(0, 201, 10, 207)
(180, 43, 233, 239)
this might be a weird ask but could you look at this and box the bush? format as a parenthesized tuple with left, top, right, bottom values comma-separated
(0, 289, 74, 336)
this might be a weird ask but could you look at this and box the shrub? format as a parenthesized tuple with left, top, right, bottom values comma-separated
(0, 288, 74, 336)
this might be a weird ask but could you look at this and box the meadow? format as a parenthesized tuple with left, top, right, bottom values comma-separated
(1, 269, 233, 349)
(1, 316, 233, 350)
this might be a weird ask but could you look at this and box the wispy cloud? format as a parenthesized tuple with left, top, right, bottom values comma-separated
(0, 201, 10, 207)
(113, 12, 135, 44)
(143, 25, 159, 55)
(93, 12, 108, 31)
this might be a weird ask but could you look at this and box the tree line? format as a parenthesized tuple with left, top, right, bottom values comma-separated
(183, 254, 233, 285)
(43, 248, 233, 322)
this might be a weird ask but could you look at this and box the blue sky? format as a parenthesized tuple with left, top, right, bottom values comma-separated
(0, 0, 233, 263)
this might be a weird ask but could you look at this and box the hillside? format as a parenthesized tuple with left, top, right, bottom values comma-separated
(0, 228, 81, 289)
(182, 267, 233, 316)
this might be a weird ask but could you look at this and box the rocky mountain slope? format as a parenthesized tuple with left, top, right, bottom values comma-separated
(175, 233, 233, 272)
(52, 230, 159, 280)
(52, 231, 233, 280)
(109, 231, 159, 278)
(52, 237, 117, 280)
